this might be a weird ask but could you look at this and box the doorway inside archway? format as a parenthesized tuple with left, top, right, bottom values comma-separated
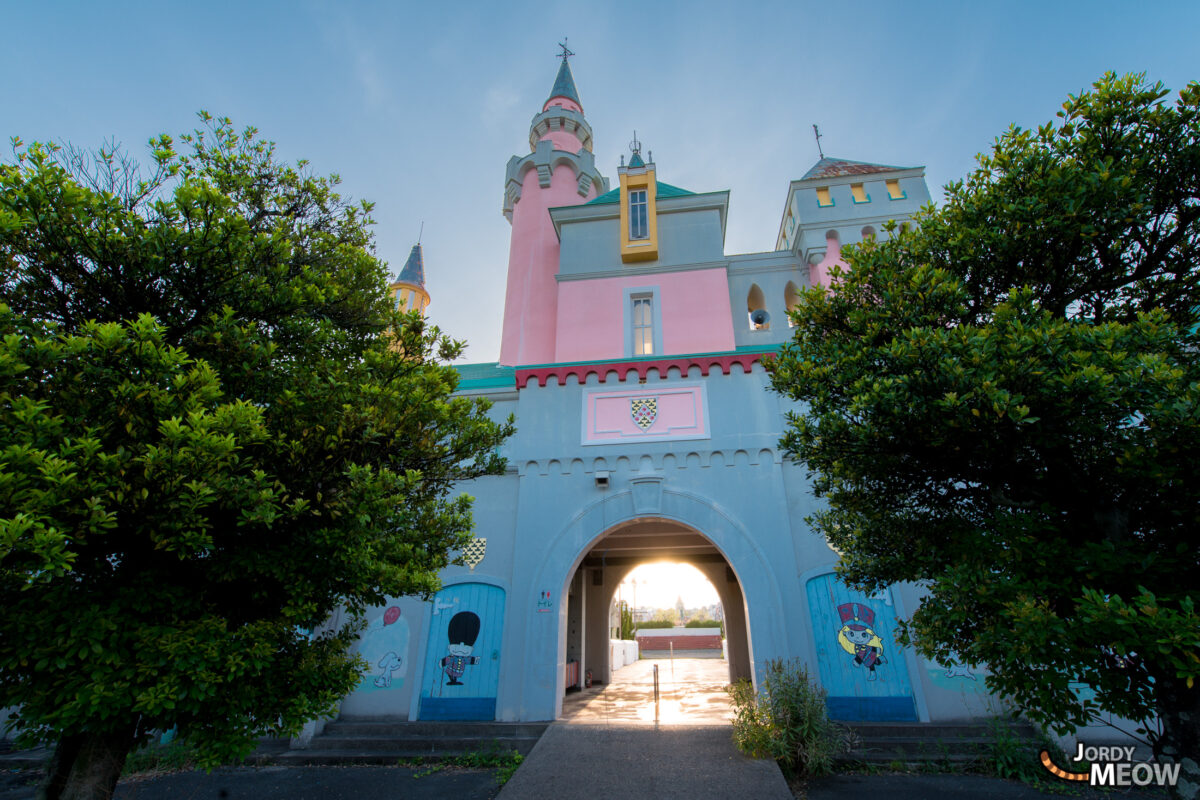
(557, 519, 753, 723)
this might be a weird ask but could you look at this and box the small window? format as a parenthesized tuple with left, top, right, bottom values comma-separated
(629, 189, 649, 240)
(632, 295, 654, 355)
(886, 179, 905, 200)
(785, 211, 795, 236)
(816, 187, 833, 207)
(851, 183, 869, 204)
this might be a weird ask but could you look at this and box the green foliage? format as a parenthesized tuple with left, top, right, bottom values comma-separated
(121, 740, 199, 777)
(618, 600, 635, 640)
(769, 72, 1200, 774)
(651, 607, 679, 624)
(985, 718, 1063, 787)
(727, 659, 841, 778)
(406, 747, 524, 786)
(0, 114, 513, 795)
(684, 619, 722, 631)
(634, 620, 675, 630)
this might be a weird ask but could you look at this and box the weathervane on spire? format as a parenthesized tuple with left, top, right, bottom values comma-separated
(813, 124, 825, 158)
(557, 39, 574, 61)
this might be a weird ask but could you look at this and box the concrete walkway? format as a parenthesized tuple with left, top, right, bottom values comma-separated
(499, 657, 792, 799)
(561, 656, 735, 725)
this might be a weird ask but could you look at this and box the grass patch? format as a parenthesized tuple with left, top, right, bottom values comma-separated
(405, 746, 525, 787)
(121, 740, 199, 778)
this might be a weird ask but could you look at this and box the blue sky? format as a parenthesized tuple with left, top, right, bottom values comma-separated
(5, 1, 1199, 364)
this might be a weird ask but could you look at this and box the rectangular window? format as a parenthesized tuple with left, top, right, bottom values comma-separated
(886, 179, 905, 200)
(631, 295, 653, 355)
(785, 211, 795, 236)
(629, 189, 648, 239)
(816, 186, 833, 207)
(851, 183, 869, 203)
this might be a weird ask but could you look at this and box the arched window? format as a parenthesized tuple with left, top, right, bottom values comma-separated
(784, 281, 801, 327)
(747, 283, 769, 330)
(861, 225, 876, 241)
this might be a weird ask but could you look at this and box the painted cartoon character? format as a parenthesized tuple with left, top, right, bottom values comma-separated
(441, 611, 481, 686)
(836, 602, 887, 681)
(374, 651, 403, 688)
(356, 605, 408, 691)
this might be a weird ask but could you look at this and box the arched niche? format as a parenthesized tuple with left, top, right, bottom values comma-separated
(747, 283, 768, 330)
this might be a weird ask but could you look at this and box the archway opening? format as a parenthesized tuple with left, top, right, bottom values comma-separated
(558, 519, 753, 723)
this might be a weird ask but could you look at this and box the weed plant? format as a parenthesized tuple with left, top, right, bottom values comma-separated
(727, 658, 843, 778)
(121, 741, 198, 777)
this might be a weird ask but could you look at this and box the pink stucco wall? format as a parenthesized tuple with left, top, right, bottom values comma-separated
(809, 234, 844, 289)
(500, 161, 596, 366)
(555, 269, 736, 363)
(544, 98, 583, 114)
(542, 131, 586, 152)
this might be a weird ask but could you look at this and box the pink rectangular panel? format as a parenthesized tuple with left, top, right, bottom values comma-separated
(583, 384, 709, 445)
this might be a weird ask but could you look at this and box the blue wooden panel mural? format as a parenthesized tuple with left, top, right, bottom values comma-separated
(419, 583, 506, 721)
(806, 573, 917, 721)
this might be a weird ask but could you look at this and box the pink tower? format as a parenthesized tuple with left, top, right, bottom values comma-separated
(499, 45, 609, 366)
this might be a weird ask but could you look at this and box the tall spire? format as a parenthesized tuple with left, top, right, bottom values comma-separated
(398, 243, 425, 288)
(546, 39, 581, 110)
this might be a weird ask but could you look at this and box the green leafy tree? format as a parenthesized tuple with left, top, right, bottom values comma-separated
(0, 115, 513, 800)
(770, 74, 1200, 795)
(618, 600, 635, 641)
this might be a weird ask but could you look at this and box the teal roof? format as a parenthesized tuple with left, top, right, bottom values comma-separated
(397, 244, 425, 287)
(628, 151, 645, 168)
(454, 362, 515, 391)
(586, 181, 696, 206)
(547, 58, 581, 108)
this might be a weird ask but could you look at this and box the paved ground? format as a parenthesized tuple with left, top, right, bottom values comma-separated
(1, 765, 507, 800)
(561, 655, 734, 725)
(502, 657, 792, 799)
(498, 722, 792, 800)
(803, 773, 1169, 799)
(0, 658, 1171, 799)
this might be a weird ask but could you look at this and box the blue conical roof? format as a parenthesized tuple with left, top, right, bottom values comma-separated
(547, 58, 581, 108)
(397, 244, 425, 288)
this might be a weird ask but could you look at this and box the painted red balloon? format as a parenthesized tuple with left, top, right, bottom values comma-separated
(383, 607, 401, 626)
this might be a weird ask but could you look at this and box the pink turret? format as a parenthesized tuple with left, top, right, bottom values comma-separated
(499, 48, 608, 366)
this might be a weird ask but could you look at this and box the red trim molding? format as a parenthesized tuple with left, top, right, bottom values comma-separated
(515, 352, 765, 389)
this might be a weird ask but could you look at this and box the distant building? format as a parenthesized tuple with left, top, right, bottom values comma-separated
(338, 51, 993, 725)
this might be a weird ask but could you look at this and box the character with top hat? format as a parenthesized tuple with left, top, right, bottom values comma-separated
(836, 602, 887, 681)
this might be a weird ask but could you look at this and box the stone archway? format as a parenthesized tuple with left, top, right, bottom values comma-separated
(566, 519, 752, 691)
(516, 482, 788, 721)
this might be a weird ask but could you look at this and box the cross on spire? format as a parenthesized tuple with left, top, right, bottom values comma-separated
(557, 39, 574, 61)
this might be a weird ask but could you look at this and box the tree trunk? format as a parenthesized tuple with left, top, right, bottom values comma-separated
(37, 726, 136, 800)
(1155, 675, 1200, 800)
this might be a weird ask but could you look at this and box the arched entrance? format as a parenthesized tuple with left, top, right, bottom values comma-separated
(561, 518, 753, 698)
(515, 481, 789, 722)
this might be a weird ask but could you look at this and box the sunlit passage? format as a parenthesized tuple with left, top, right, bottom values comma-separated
(562, 657, 732, 725)
(559, 520, 753, 724)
